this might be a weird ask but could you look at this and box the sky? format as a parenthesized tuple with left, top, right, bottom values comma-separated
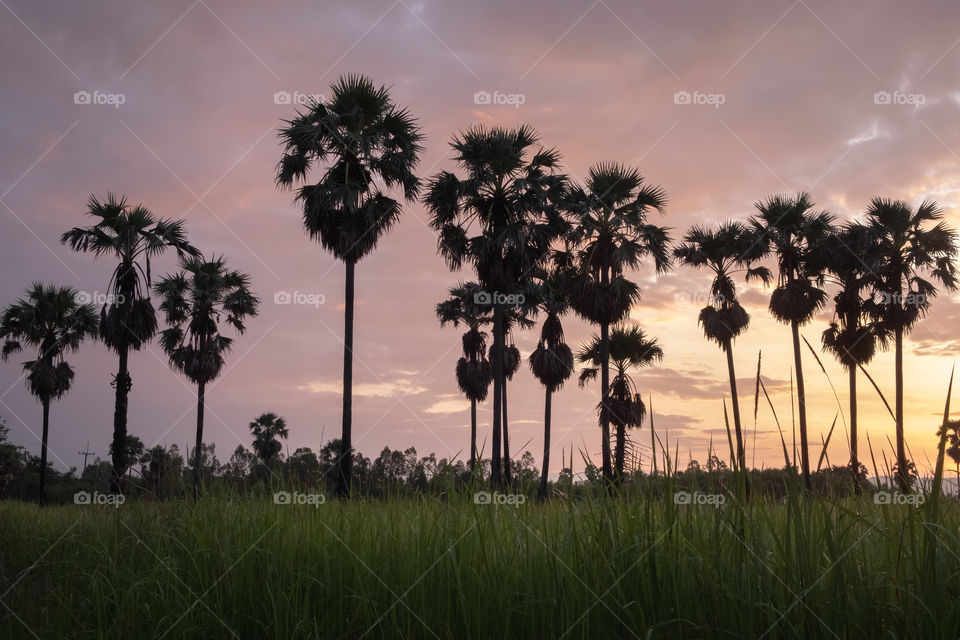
(1, 0, 959, 478)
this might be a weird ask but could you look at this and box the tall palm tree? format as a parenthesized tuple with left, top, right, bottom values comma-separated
(249, 412, 289, 467)
(528, 267, 574, 500)
(673, 221, 770, 474)
(155, 255, 259, 495)
(864, 198, 958, 491)
(0, 284, 98, 503)
(821, 223, 885, 494)
(423, 125, 568, 488)
(752, 192, 833, 490)
(436, 282, 493, 472)
(565, 163, 671, 484)
(61, 193, 199, 493)
(276, 74, 423, 497)
(578, 324, 664, 482)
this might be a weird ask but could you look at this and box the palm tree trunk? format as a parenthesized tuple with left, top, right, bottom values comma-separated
(895, 327, 908, 492)
(110, 344, 131, 495)
(469, 398, 477, 473)
(502, 377, 512, 486)
(193, 380, 205, 498)
(338, 259, 355, 497)
(791, 320, 811, 491)
(614, 425, 626, 484)
(538, 387, 552, 501)
(491, 303, 504, 489)
(724, 341, 745, 469)
(600, 321, 613, 484)
(39, 398, 50, 505)
(849, 364, 860, 495)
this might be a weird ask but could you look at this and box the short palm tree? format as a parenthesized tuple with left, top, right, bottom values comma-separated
(423, 125, 568, 488)
(276, 74, 423, 497)
(673, 221, 770, 473)
(821, 223, 885, 494)
(436, 282, 493, 472)
(565, 162, 670, 484)
(155, 255, 259, 495)
(528, 267, 574, 500)
(249, 412, 289, 468)
(578, 324, 663, 482)
(0, 284, 98, 503)
(752, 192, 833, 490)
(864, 198, 958, 491)
(61, 193, 199, 492)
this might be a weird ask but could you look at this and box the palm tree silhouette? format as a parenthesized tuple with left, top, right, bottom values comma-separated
(578, 324, 663, 483)
(61, 193, 199, 493)
(489, 337, 522, 485)
(436, 282, 493, 472)
(423, 125, 568, 488)
(673, 221, 770, 476)
(154, 255, 260, 495)
(565, 163, 670, 484)
(276, 74, 423, 497)
(752, 192, 833, 490)
(863, 198, 958, 491)
(528, 266, 574, 500)
(249, 412, 289, 470)
(821, 223, 885, 494)
(0, 284, 98, 503)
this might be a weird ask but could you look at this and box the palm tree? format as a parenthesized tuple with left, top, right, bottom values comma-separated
(528, 267, 574, 500)
(423, 125, 568, 488)
(276, 74, 423, 497)
(863, 198, 958, 491)
(436, 282, 493, 472)
(752, 192, 833, 490)
(155, 255, 259, 495)
(578, 324, 663, 482)
(565, 163, 671, 484)
(249, 412, 289, 468)
(0, 284, 98, 503)
(61, 193, 199, 493)
(489, 338, 522, 484)
(821, 223, 885, 494)
(673, 221, 770, 474)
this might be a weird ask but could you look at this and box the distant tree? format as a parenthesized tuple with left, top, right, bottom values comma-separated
(249, 412, 289, 472)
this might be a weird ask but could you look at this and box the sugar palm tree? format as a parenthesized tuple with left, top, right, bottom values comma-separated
(249, 412, 289, 467)
(155, 255, 259, 495)
(276, 74, 423, 497)
(673, 221, 770, 474)
(528, 267, 574, 500)
(821, 223, 886, 494)
(0, 284, 98, 503)
(60, 193, 199, 493)
(578, 324, 663, 482)
(864, 198, 958, 491)
(436, 282, 493, 472)
(751, 192, 833, 490)
(423, 125, 568, 488)
(565, 163, 670, 484)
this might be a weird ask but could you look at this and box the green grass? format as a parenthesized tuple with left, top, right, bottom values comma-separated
(2, 492, 959, 639)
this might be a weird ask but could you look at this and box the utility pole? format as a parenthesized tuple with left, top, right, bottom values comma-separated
(78, 442, 95, 470)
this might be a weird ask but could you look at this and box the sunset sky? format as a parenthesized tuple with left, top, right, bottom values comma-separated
(1, 0, 959, 478)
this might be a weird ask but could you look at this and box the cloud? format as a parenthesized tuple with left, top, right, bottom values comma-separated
(298, 378, 428, 398)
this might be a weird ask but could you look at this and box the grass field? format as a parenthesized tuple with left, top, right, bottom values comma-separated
(2, 489, 960, 639)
